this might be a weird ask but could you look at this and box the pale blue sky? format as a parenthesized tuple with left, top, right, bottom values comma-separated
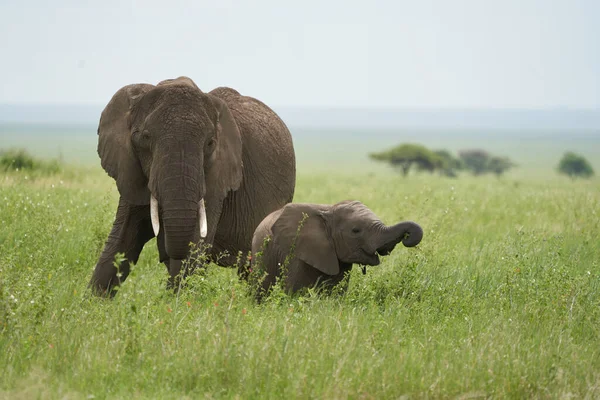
(0, 0, 598, 108)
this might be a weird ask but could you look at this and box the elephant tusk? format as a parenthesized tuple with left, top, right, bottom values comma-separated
(199, 198, 207, 238)
(150, 195, 160, 236)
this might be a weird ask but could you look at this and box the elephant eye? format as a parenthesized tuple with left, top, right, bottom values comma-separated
(206, 138, 216, 151)
(352, 227, 361, 234)
(133, 129, 150, 145)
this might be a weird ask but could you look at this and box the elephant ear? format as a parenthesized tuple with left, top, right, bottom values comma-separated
(97, 83, 154, 205)
(206, 95, 243, 198)
(272, 204, 339, 275)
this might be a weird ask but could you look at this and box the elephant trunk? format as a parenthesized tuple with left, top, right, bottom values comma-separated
(154, 149, 206, 260)
(162, 197, 199, 260)
(374, 221, 423, 255)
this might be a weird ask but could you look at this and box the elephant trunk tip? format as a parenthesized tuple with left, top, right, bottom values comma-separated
(401, 221, 423, 247)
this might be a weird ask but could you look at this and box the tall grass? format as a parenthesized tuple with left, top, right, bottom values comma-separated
(0, 164, 599, 398)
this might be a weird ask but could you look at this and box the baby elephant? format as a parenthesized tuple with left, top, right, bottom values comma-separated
(247, 200, 423, 295)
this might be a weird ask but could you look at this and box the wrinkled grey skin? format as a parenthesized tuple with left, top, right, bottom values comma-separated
(90, 76, 296, 296)
(248, 200, 423, 296)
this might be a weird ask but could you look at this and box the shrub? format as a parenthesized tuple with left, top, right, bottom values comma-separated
(0, 148, 61, 174)
(370, 143, 438, 176)
(433, 149, 463, 177)
(459, 149, 515, 176)
(488, 156, 515, 176)
(458, 149, 490, 175)
(557, 152, 594, 179)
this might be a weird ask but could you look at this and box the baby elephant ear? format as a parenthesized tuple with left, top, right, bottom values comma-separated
(272, 204, 340, 275)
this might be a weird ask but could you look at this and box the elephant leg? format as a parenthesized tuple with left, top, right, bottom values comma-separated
(89, 197, 154, 297)
(197, 195, 231, 269)
(211, 195, 252, 268)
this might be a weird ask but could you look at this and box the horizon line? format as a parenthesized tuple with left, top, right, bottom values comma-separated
(1, 103, 599, 112)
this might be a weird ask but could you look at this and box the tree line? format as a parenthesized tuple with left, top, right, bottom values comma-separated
(369, 143, 594, 179)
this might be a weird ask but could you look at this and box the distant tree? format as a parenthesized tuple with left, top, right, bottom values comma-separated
(459, 149, 490, 175)
(488, 156, 515, 176)
(370, 143, 438, 176)
(557, 152, 594, 179)
(458, 149, 515, 176)
(433, 149, 463, 177)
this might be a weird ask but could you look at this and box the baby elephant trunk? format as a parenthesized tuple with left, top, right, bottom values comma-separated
(376, 221, 423, 255)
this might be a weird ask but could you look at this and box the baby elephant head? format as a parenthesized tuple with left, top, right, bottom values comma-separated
(271, 200, 423, 276)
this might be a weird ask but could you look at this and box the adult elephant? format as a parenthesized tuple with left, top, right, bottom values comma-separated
(89, 76, 296, 296)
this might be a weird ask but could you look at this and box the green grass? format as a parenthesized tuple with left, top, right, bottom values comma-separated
(1, 157, 599, 398)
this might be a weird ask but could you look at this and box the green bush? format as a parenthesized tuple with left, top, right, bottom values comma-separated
(370, 143, 439, 176)
(433, 149, 463, 177)
(557, 152, 594, 178)
(459, 149, 491, 175)
(459, 149, 515, 176)
(488, 156, 516, 176)
(0, 148, 61, 174)
(370, 144, 511, 178)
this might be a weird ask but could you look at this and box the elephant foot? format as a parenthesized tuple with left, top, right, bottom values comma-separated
(88, 281, 119, 299)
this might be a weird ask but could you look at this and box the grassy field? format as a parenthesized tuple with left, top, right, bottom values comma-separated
(1, 131, 600, 398)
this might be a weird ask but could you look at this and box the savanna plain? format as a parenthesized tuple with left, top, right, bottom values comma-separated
(1, 126, 599, 399)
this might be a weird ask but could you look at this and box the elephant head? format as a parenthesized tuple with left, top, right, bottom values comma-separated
(98, 76, 242, 259)
(271, 201, 423, 276)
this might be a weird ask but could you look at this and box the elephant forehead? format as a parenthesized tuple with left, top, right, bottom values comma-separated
(148, 100, 213, 129)
(335, 202, 377, 221)
(153, 85, 213, 111)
